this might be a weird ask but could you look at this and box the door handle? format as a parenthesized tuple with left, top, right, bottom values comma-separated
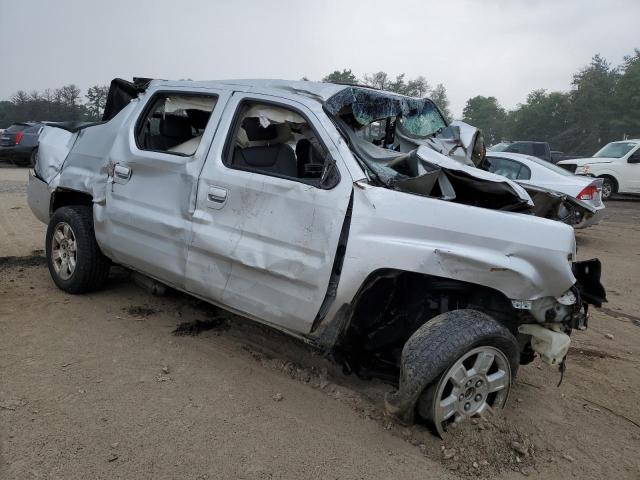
(206, 186, 228, 209)
(113, 164, 131, 183)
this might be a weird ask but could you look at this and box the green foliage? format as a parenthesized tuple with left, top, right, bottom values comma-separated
(0, 84, 108, 128)
(462, 96, 507, 146)
(463, 51, 640, 156)
(430, 83, 451, 121)
(85, 85, 109, 121)
(322, 69, 358, 85)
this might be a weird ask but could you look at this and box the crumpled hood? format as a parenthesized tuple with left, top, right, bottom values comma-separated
(414, 146, 533, 206)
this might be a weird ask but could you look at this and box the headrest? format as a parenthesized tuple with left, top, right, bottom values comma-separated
(186, 109, 210, 130)
(159, 115, 192, 139)
(242, 117, 278, 141)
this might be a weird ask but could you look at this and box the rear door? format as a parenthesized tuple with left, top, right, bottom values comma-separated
(186, 93, 353, 334)
(102, 87, 231, 290)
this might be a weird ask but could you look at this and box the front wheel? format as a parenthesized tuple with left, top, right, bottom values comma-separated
(600, 177, 615, 200)
(46, 205, 110, 293)
(384, 310, 519, 436)
(418, 345, 513, 436)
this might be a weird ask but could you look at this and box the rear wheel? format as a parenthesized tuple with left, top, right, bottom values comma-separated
(600, 177, 616, 200)
(13, 149, 36, 167)
(46, 205, 110, 293)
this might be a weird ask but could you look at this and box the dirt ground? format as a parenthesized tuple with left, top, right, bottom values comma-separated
(1, 165, 639, 479)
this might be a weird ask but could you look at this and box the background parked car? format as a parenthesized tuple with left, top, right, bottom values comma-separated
(0, 122, 44, 167)
(557, 139, 640, 200)
(489, 140, 554, 162)
(482, 151, 605, 228)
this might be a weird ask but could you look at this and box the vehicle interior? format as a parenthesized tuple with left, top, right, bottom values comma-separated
(136, 94, 216, 155)
(227, 102, 330, 183)
(482, 156, 531, 180)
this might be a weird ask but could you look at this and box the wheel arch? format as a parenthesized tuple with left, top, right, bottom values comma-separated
(50, 188, 94, 217)
(326, 268, 519, 378)
(597, 173, 619, 193)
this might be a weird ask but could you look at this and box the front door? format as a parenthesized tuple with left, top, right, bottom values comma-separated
(186, 93, 353, 334)
(621, 146, 640, 192)
(103, 87, 231, 289)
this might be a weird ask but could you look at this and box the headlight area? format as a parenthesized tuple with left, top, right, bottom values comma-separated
(510, 287, 588, 366)
(511, 287, 586, 329)
(575, 165, 591, 175)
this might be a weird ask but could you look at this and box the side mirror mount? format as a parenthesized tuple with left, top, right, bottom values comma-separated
(320, 154, 340, 189)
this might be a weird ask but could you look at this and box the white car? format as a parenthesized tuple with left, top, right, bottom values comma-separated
(482, 151, 605, 228)
(557, 140, 640, 200)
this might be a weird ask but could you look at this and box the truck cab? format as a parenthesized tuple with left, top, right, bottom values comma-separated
(27, 78, 606, 436)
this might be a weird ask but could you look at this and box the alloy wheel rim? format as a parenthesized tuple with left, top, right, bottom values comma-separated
(432, 346, 511, 436)
(51, 222, 77, 280)
(602, 182, 612, 199)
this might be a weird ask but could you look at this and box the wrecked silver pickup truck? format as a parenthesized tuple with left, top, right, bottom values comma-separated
(27, 78, 606, 436)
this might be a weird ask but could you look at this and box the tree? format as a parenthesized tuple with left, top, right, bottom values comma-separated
(430, 83, 451, 120)
(462, 96, 507, 145)
(322, 69, 358, 84)
(406, 76, 430, 97)
(85, 85, 109, 120)
(362, 71, 390, 90)
(567, 54, 619, 154)
(506, 89, 571, 146)
(10, 90, 29, 105)
(614, 49, 640, 139)
(57, 84, 82, 108)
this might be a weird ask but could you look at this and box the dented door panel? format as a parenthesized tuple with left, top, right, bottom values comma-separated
(186, 93, 353, 334)
(100, 87, 232, 290)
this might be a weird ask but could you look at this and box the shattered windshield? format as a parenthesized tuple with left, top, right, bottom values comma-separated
(593, 142, 637, 158)
(396, 102, 446, 137)
(325, 86, 446, 137)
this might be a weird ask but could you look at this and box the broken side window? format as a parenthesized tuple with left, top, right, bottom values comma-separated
(483, 156, 532, 180)
(222, 100, 339, 188)
(135, 93, 217, 156)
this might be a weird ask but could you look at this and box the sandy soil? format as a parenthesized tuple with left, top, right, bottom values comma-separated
(1, 166, 639, 479)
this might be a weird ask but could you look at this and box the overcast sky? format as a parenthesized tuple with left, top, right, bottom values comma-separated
(0, 0, 638, 117)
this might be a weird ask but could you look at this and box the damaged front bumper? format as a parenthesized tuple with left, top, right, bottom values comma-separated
(514, 259, 606, 366)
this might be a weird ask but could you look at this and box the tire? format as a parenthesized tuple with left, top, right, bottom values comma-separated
(45, 205, 110, 294)
(600, 177, 616, 200)
(413, 310, 519, 436)
(13, 149, 35, 168)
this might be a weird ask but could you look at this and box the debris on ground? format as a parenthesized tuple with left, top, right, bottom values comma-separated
(124, 305, 159, 318)
(172, 317, 229, 336)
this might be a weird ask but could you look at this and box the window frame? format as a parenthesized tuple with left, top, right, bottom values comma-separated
(486, 156, 532, 180)
(221, 97, 341, 190)
(134, 90, 219, 157)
